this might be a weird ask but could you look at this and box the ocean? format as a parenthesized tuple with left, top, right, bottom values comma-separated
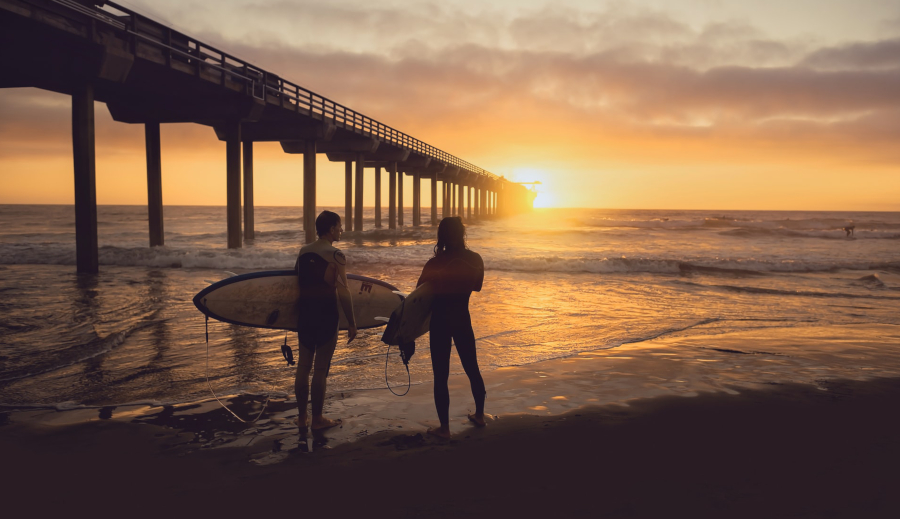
(1, 205, 899, 409)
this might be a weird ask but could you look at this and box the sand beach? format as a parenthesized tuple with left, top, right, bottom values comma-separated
(3, 323, 899, 517)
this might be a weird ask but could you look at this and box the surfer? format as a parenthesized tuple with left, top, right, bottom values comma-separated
(294, 210, 357, 431)
(417, 216, 486, 439)
(843, 225, 855, 237)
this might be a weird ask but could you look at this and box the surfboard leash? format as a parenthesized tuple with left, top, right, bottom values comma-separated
(204, 310, 277, 424)
(384, 344, 411, 396)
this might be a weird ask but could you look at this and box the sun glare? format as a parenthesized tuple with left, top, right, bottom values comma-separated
(510, 167, 555, 208)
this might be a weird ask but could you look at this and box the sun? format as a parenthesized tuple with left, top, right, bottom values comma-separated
(510, 167, 556, 208)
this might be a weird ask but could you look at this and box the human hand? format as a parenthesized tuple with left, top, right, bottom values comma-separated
(347, 326, 358, 343)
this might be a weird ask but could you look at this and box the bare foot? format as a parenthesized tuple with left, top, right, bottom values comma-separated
(427, 425, 451, 440)
(293, 414, 310, 430)
(467, 413, 487, 427)
(311, 416, 342, 431)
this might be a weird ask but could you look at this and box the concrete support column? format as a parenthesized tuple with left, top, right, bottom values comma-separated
(467, 186, 472, 220)
(344, 161, 353, 231)
(388, 162, 397, 229)
(303, 140, 316, 243)
(145, 121, 164, 247)
(457, 183, 463, 218)
(73, 84, 98, 273)
(398, 170, 404, 226)
(475, 187, 481, 219)
(447, 182, 452, 216)
(374, 166, 382, 228)
(442, 181, 448, 219)
(225, 121, 242, 249)
(354, 154, 364, 232)
(431, 177, 438, 225)
(243, 141, 254, 241)
(412, 171, 421, 227)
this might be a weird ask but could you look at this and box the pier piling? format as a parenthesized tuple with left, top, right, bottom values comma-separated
(145, 121, 164, 247)
(431, 177, 438, 225)
(344, 161, 352, 231)
(73, 83, 99, 273)
(354, 154, 364, 232)
(303, 140, 316, 243)
(243, 141, 254, 241)
(398, 169, 404, 227)
(413, 171, 421, 227)
(375, 166, 382, 228)
(225, 122, 242, 249)
(388, 162, 397, 229)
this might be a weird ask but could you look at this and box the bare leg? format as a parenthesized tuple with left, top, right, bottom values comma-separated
(310, 333, 341, 431)
(294, 340, 314, 430)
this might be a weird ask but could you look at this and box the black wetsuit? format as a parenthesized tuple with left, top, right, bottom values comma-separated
(417, 248, 486, 425)
(295, 252, 339, 351)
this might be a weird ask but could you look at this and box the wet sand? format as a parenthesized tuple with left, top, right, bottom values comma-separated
(2, 325, 900, 517)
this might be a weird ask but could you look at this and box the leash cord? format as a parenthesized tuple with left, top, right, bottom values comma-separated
(384, 345, 410, 396)
(205, 312, 276, 424)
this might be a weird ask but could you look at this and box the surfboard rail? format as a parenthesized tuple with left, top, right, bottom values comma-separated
(193, 270, 403, 331)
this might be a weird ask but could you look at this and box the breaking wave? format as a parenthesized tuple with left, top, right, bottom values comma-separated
(3, 242, 899, 275)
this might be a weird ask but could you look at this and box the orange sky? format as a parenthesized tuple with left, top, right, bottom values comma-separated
(1, 0, 899, 210)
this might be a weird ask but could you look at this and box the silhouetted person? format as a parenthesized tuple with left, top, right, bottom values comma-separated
(843, 225, 855, 237)
(417, 216, 486, 439)
(294, 210, 357, 432)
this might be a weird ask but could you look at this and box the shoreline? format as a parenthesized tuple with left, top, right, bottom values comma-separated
(2, 324, 900, 516)
(3, 323, 899, 447)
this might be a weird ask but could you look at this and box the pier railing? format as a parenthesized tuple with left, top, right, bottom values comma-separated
(50, 0, 496, 180)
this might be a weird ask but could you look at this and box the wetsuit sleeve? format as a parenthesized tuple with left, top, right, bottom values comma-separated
(333, 248, 356, 329)
(417, 258, 435, 288)
(471, 253, 484, 292)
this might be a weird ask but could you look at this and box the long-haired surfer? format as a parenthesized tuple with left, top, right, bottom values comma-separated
(417, 216, 486, 439)
(294, 210, 357, 432)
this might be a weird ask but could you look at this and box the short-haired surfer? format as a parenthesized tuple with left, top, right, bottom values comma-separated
(417, 216, 486, 439)
(293, 210, 357, 432)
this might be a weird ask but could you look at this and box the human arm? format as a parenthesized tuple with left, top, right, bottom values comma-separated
(333, 250, 357, 342)
(416, 258, 434, 288)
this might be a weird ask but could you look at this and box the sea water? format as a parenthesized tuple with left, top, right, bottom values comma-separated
(1, 205, 899, 407)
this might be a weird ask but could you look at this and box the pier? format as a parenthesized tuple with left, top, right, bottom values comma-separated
(0, 0, 535, 273)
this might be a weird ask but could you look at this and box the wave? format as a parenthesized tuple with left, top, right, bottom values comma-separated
(570, 216, 900, 234)
(674, 280, 900, 300)
(719, 228, 900, 240)
(2, 242, 900, 275)
(0, 319, 160, 384)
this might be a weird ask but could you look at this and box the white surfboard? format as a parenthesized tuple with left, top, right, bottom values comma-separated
(381, 282, 434, 345)
(193, 270, 403, 330)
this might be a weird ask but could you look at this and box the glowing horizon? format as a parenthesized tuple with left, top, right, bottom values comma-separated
(1, 0, 899, 211)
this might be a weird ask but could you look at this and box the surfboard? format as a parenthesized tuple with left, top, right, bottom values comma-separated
(193, 270, 403, 330)
(381, 282, 434, 346)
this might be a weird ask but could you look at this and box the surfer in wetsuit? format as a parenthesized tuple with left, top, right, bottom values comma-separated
(417, 216, 486, 439)
(294, 210, 357, 431)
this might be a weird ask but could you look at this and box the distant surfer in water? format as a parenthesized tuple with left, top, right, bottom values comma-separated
(294, 210, 357, 431)
(417, 216, 486, 439)
(843, 225, 855, 237)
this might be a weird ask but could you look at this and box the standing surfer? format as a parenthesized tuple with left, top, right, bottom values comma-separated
(294, 210, 357, 431)
(417, 216, 486, 439)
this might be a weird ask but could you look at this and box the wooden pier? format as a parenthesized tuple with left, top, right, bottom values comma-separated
(0, 0, 535, 273)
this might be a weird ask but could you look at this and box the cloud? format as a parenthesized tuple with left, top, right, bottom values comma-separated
(4, 2, 900, 173)
(799, 38, 900, 70)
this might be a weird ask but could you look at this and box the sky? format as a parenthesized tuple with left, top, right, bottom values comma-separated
(1, 0, 899, 210)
